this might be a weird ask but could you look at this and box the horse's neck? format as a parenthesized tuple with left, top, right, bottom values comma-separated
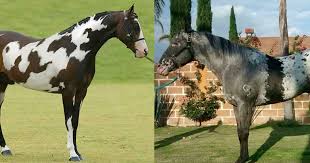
(194, 40, 225, 80)
(54, 12, 119, 55)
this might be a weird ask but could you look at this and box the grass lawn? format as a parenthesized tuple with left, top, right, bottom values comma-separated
(155, 124, 310, 163)
(0, 83, 153, 163)
(0, 0, 154, 84)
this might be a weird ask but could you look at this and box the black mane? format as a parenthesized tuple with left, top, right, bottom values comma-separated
(203, 32, 265, 58)
(59, 11, 113, 35)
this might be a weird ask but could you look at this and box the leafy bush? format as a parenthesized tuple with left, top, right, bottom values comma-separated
(179, 74, 224, 126)
(238, 32, 262, 49)
(291, 35, 307, 54)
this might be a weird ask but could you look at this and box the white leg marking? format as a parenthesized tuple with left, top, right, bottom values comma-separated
(66, 116, 78, 158)
(1, 145, 10, 152)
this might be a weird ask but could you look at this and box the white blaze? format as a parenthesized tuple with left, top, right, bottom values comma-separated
(133, 18, 148, 53)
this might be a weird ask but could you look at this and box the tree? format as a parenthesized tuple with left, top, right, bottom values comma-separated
(229, 6, 238, 42)
(196, 0, 212, 33)
(170, 0, 191, 37)
(279, 0, 295, 121)
(179, 76, 224, 126)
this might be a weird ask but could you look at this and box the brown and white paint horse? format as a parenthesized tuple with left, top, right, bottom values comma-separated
(0, 5, 148, 161)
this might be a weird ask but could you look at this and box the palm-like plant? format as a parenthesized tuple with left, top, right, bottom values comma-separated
(155, 0, 165, 32)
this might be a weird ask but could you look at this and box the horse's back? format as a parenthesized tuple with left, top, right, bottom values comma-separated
(0, 31, 40, 62)
(0, 31, 39, 47)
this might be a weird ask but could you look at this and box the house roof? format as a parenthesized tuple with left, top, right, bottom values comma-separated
(258, 36, 310, 56)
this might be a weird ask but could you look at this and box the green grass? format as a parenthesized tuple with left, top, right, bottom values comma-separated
(0, 83, 153, 163)
(0, 0, 154, 83)
(155, 124, 310, 163)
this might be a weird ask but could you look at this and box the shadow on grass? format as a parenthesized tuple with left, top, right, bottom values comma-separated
(249, 120, 310, 162)
(155, 121, 222, 149)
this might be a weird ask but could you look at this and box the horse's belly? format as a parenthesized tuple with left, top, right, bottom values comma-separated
(281, 72, 310, 100)
(2, 42, 69, 92)
(6, 60, 64, 92)
(19, 70, 64, 92)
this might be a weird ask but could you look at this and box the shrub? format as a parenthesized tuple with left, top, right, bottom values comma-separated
(291, 35, 307, 54)
(238, 33, 262, 49)
(179, 74, 224, 126)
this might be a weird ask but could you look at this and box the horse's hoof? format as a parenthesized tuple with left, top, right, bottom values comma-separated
(69, 156, 81, 161)
(79, 155, 84, 160)
(1, 150, 12, 156)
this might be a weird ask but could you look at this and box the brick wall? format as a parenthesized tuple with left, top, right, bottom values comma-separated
(155, 62, 310, 126)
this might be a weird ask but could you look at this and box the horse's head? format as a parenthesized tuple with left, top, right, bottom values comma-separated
(157, 31, 195, 76)
(116, 5, 148, 58)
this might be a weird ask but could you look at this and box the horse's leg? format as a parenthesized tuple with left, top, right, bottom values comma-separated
(62, 89, 80, 161)
(0, 84, 11, 156)
(234, 103, 254, 163)
(62, 88, 87, 161)
(71, 88, 87, 160)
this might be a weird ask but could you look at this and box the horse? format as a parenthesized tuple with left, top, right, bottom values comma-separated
(156, 31, 310, 163)
(0, 5, 148, 161)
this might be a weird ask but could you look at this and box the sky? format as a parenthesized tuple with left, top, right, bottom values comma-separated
(154, 0, 310, 62)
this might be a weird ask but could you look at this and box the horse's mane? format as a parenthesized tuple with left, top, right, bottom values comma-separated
(203, 32, 265, 58)
(59, 11, 113, 35)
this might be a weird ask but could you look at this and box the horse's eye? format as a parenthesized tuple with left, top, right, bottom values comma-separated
(133, 23, 140, 32)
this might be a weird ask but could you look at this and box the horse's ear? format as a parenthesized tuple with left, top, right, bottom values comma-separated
(128, 4, 135, 14)
(185, 26, 193, 33)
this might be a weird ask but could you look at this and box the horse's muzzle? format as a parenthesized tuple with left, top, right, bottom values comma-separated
(156, 65, 169, 76)
(135, 48, 148, 58)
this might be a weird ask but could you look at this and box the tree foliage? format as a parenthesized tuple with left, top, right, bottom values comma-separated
(229, 6, 238, 42)
(180, 72, 224, 126)
(170, 0, 191, 37)
(196, 0, 212, 33)
(238, 34, 262, 49)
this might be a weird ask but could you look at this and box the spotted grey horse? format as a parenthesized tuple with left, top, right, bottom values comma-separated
(157, 31, 309, 163)
(0, 5, 148, 161)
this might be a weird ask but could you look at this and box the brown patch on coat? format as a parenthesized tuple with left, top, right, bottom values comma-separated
(0, 72, 13, 84)
(5, 46, 9, 53)
(47, 35, 77, 56)
(37, 38, 46, 46)
(49, 55, 96, 93)
(0, 31, 39, 73)
(6, 51, 51, 83)
(49, 57, 81, 92)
